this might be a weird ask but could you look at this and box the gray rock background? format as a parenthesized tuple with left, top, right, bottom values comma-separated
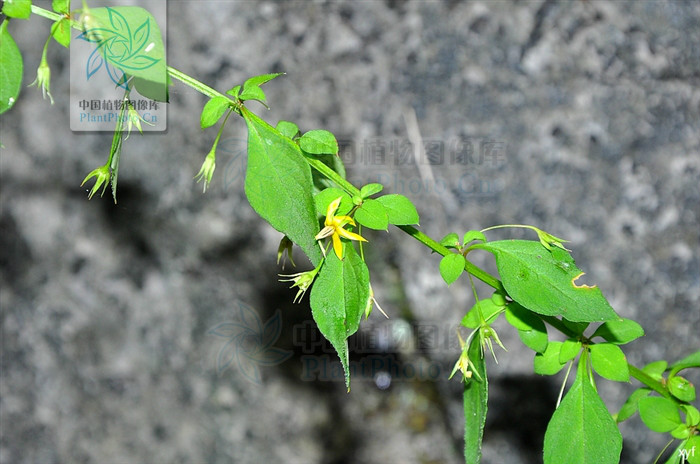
(1, 1, 699, 463)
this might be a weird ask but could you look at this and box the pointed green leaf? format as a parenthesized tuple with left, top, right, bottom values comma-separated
(355, 199, 388, 231)
(299, 130, 339, 155)
(2, 0, 31, 18)
(276, 120, 299, 139)
(471, 240, 619, 322)
(226, 85, 241, 98)
(560, 339, 582, 364)
(309, 245, 369, 390)
(590, 343, 629, 382)
(376, 194, 419, 226)
(200, 96, 230, 129)
(243, 109, 322, 266)
(463, 230, 487, 245)
(314, 188, 353, 217)
(243, 72, 284, 89)
(461, 298, 504, 329)
(464, 336, 488, 464)
(239, 85, 268, 106)
(684, 436, 700, 464)
(518, 328, 549, 353)
(439, 253, 465, 286)
(505, 302, 548, 353)
(439, 232, 460, 249)
(543, 360, 622, 464)
(52, 0, 69, 14)
(534, 341, 567, 375)
(0, 20, 22, 114)
(638, 396, 682, 433)
(615, 388, 651, 423)
(359, 183, 384, 199)
(51, 18, 71, 48)
(592, 318, 644, 345)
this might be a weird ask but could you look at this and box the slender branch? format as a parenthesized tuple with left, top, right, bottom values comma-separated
(29, 4, 680, 404)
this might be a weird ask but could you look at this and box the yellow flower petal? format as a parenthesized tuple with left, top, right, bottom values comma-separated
(326, 197, 342, 221)
(337, 227, 367, 242)
(332, 233, 344, 259)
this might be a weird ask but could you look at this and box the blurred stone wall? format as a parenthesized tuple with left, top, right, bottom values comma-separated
(1, 1, 698, 463)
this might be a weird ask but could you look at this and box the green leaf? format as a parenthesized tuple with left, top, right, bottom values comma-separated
(359, 183, 384, 199)
(615, 388, 651, 423)
(80, 7, 168, 101)
(439, 253, 465, 286)
(242, 109, 322, 266)
(376, 194, 419, 226)
(518, 328, 549, 354)
(226, 85, 241, 98)
(591, 318, 644, 345)
(505, 302, 548, 353)
(439, 232, 460, 249)
(685, 436, 700, 464)
(2, 0, 31, 18)
(0, 20, 23, 114)
(543, 359, 623, 464)
(590, 343, 629, 382)
(299, 130, 339, 155)
(462, 298, 504, 329)
(314, 188, 353, 217)
(683, 405, 700, 427)
(239, 85, 268, 106)
(51, 18, 71, 48)
(471, 241, 618, 322)
(243, 72, 284, 89)
(276, 120, 299, 139)
(309, 245, 369, 390)
(52, 0, 69, 14)
(638, 396, 683, 433)
(534, 341, 567, 375)
(355, 199, 388, 231)
(562, 319, 590, 335)
(200, 96, 230, 129)
(464, 335, 488, 464)
(463, 230, 487, 245)
(559, 339, 582, 364)
(668, 376, 696, 403)
(643, 360, 668, 381)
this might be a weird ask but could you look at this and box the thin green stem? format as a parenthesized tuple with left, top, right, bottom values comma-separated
(31, 5, 64, 22)
(628, 364, 674, 400)
(167, 66, 241, 107)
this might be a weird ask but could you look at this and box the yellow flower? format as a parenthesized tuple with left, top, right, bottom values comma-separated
(29, 57, 54, 105)
(194, 147, 216, 193)
(315, 197, 366, 260)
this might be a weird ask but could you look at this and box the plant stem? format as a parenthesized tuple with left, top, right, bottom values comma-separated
(628, 364, 674, 400)
(303, 154, 505, 292)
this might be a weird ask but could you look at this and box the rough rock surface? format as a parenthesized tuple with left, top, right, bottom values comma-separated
(1, 1, 698, 463)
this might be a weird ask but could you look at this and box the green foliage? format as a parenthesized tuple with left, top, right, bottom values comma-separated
(200, 96, 231, 129)
(299, 130, 338, 155)
(2, 0, 32, 19)
(439, 253, 466, 286)
(375, 194, 419, 226)
(0, 20, 23, 114)
(472, 240, 619, 322)
(7, 6, 698, 462)
(543, 356, 623, 464)
(463, 336, 488, 464)
(354, 198, 388, 231)
(242, 108, 322, 265)
(309, 245, 369, 390)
